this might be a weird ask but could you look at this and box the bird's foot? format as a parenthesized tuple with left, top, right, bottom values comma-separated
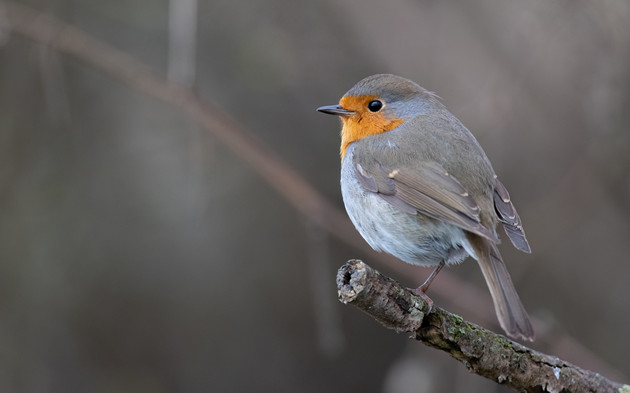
(412, 286, 434, 313)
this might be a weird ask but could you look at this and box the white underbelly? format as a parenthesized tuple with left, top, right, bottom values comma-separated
(340, 148, 470, 267)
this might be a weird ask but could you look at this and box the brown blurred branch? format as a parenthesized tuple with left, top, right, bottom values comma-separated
(2, 1, 626, 382)
(2, 1, 369, 247)
(337, 260, 628, 393)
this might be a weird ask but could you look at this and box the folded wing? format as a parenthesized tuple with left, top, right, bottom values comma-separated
(353, 160, 496, 242)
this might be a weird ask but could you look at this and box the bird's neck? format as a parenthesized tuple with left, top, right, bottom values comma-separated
(340, 116, 406, 160)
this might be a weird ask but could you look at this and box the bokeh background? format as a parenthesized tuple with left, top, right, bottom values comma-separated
(1, 0, 630, 392)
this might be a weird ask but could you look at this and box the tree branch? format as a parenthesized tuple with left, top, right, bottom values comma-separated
(337, 260, 629, 393)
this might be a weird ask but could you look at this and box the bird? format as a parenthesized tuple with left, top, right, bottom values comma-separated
(317, 74, 534, 341)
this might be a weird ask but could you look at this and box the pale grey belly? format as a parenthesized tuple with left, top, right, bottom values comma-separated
(340, 156, 470, 267)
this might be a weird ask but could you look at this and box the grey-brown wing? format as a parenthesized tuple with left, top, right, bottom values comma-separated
(353, 160, 497, 242)
(354, 162, 417, 214)
(493, 178, 531, 253)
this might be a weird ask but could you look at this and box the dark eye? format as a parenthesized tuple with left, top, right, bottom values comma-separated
(367, 100, 383, 112)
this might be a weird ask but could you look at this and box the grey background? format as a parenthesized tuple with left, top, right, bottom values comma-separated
(1, 0, 629, 392)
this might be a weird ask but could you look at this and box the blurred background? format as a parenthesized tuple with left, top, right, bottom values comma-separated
(1, 0, 630, 392)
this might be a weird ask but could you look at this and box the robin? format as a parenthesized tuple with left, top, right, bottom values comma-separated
(317, 74, 534, 341)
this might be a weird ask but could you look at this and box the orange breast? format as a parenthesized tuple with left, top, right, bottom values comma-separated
(339, 95, 406, 159)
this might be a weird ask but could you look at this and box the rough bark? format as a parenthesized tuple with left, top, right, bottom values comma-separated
(337, 260, 629, 393)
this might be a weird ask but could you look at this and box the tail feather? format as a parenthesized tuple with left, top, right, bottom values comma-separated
(467, 235, 534, 341)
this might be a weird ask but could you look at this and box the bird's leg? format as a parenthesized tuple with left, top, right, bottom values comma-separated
(412, 260, 445, 312)
(417, 260, 445, 292)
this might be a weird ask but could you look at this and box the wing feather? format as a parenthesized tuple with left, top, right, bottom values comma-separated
(353, 160, 496, 242)
(493, 178, 531, 253)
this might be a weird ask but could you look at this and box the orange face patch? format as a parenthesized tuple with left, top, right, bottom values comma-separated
(338, 95, 406, 159)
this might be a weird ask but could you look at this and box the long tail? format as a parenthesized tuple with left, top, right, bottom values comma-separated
(467, 234, 534, 341)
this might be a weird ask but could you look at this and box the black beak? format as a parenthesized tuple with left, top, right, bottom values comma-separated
(317, 105, 354, 117)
